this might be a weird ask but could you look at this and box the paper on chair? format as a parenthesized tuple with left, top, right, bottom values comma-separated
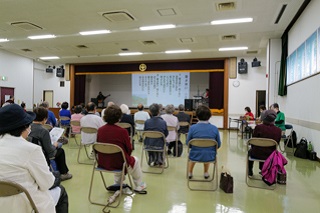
(50, 127, 65, 144)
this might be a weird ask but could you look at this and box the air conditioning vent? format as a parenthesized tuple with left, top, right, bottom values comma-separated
(246, 50, 258, 54)
(21, 48, 32, 52)
(102, 11, 135, 22)
(221, 35, 237, 40)
(179, 38, 195, 43)
(11, 22, 42, 31)
(142, 40, 157, 45)
(216, 2, 236, 11)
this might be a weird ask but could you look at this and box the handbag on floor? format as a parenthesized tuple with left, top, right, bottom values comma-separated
(277, 171, 287, 185)
(219, 167, 233, 193)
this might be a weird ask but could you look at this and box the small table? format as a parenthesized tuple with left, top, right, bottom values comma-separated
(228, 118, 242, 136)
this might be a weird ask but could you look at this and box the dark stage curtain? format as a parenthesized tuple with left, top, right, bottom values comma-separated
(209, 72, 224, 109)
(74, 75, 86, 105)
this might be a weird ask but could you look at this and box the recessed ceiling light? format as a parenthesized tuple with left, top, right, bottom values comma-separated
(219, 47, 248, 51)
(39, 56, 60, 60)
(28, 34, 56, 40)
(0, 38, 9, 42)
(165, 50, 191, 54)
(139, 24, 176, 31)
(211, 18, 253, 25)
(79, 30, 111, 35)
(118, 52, 143, 56)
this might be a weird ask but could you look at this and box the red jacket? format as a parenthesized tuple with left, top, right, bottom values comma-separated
(261, 150, 287, 185)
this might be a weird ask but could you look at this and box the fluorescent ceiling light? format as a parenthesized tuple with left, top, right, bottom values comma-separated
(118, 52, 143, 56)
(79, 30, 111, 35)
(165, 50, 191, 54)
(28, 34, 56, 40)
(211, 18, 253, 25)
(219, 47, 248, 51)
(0, 38, 9, 42)
(39, 56, 60, 60)
(139, 24, 176, 31)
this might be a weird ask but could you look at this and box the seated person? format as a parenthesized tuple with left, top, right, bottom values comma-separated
(256, 105, 266, 124)
(271, 103, 286, 135)
(175, 104, 191, 134)
(241, 106, 255, 120)
(186, 105, 221, 179)
(70, 105, 84, 134)
(59, 102, 71, 137)
(119, 104, 135, 137)
(0, 104, 68, 212)
(161, 104, 180, 155)
(134, 104, 150, 142)
(28, 107, 72, 181)
(40, 101, 57, 127)
(144, 103, 168, 166)
(97, 105, 147, 191)
(248, 110, 282, 177)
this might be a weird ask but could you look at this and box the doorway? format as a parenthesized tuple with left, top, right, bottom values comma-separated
(256, 90, 266, 118)
(0, 87, 15, 106)
(43, 90, 54, 107)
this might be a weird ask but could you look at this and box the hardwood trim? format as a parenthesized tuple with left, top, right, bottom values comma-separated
(75, 69, 224, 75)
(69, 64, 75, 107)
(223, 59, 229, 129)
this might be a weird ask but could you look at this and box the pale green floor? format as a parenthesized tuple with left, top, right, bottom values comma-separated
(62, 130, 320, 213)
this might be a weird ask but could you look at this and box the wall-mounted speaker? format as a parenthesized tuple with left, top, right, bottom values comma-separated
(238, 59, 248, 74)
(56, 68, 65, 77)
(46, 68, 53, 73)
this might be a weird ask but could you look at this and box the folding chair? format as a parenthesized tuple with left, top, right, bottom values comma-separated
(135, 120, 145, 142)
(77, 127, 97, 165)
(88, 143, 133, 211)
(59, 116, 70, 139)
(178, 121, 189, 144)
(0, 180, 39, 213)
(167, 126, 179, 157)
(280, 124, 295, 154)
(69, 120, 81, 148)
(141, 131, 169, 174)
(186, 139, 218, 191)
(116, 122, 134, 149)
(246, 138, 278, 190)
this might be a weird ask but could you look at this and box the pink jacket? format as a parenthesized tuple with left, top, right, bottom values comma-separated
(261, 150, 287, 186)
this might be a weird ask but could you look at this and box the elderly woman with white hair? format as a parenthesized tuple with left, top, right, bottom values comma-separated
(119, 104, 135, 141)
(161, 104, 180, 155)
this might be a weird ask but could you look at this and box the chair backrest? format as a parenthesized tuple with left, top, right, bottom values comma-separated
(179, 121, 189, 127)
(167, 126, 177, 132)
(42, 124, 53, 131)
(59, 116, 70, 121)
(143, 131, 166, 140)
(247, 138, 278, 148)
(81, 127, 98, 134)
(70, 120, 81, 127)
(188, 138, 218, 148)
(135, 120, 145, 125)
(93, 143, 127, 165)
(0, 180, 39, 213)
(116, 123, 133, 136)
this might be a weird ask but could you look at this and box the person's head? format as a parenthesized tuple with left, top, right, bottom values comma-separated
(245, 107, 251, 113)
(33, 107, 48, 122)
(40, 101, 49, 109)
(271, 103, 279, 112)
(178, 104, 185, 111)
(0, 104, 35, 139)
(74, 105, 82, 114)
(261, 110, 277, 124)
(103, 105, 122, 124)
(149, 103, 160, 116)
(196, 105, 211, 121)
(206, 88, 209, 92)
(120, 104, 129, 114)
(21, 102, 26, 109)
(86, 102, 96, 112)
(137, 104, 144, 111)
(107, 101, 115, 108)
(9, 95, 14, 101)
(259, 105, 266, 112)
(61, 102, 69, 110)
(165, 104, 175, 114)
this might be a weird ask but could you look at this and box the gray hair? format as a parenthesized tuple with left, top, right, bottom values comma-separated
(178, 104, 184, 111)
(40, 101, 49, 108)
(165, 104, 175, 114)
(149, 103, 160, 116)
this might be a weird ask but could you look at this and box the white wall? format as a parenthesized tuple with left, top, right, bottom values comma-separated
(0, 50, 34, 110)
(228, 56, 267, 118)
(33, 62, 70, 108)
(269, 0, 320, 153)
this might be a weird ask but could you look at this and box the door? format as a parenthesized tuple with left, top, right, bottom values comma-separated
(256, 90, 266, 118)
(0, 87, 14, 106)
(43, 90, 54, 107)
